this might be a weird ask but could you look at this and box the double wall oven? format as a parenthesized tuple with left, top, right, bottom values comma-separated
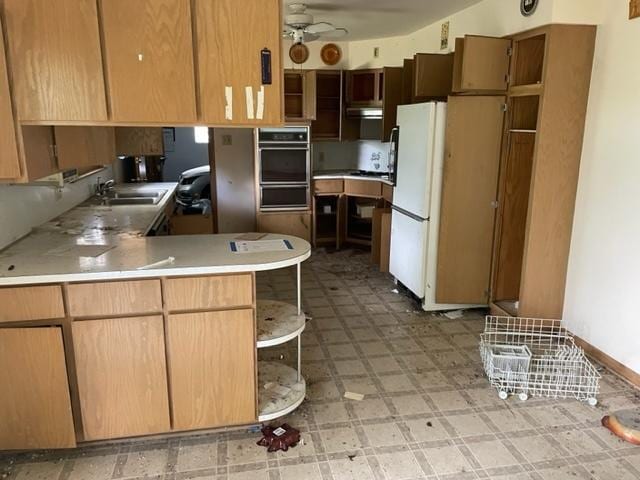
(257, 127, 310, 211)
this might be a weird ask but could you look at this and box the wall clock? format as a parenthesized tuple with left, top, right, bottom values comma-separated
(521, 0, 539, 16)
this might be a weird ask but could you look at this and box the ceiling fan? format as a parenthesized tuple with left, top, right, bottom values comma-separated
(282, 3, 348, 44)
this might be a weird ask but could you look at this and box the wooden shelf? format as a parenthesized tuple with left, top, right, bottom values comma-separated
(257, 362, 306, 422)
(256, 300, 305, 349)
(509, 83, 543, 97)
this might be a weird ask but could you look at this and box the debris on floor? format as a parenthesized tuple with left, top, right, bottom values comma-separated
(256, 424, 300, 452)
(601, 409, 640, 445)
(443, 309, 465, 320)
(344, 391, 364, 401)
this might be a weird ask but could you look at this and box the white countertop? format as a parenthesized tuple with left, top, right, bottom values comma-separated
(0, 183, 311, 286)
(313, 171, 394, 186)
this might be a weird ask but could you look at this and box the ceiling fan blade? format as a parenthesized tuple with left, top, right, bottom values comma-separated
(303, 32, 320, 42)
(318, 27, 348, 38)
(305, 22, 335, 34)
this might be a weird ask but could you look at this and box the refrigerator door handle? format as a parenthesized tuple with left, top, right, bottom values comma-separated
(391, 204, 429, 222)
(388, 126, 400, 186)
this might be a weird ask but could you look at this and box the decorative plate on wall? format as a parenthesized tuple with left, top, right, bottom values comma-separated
(289, 43, 309, 64)
(521, 0, 539, 16)
(320, 43, 341, 66)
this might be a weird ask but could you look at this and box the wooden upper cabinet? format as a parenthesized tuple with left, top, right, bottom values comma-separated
(346, 69, 384, 107)
(195, 0, 284, 125)
(413, 53, 454, 100)
(196, 0, 283, 125)
(2, 0, 107, 122)
(55, 127, 116, 170)
(381, 67, 403, 142)
(284, 70, 316, 122)
(100, 0, 198, 123)
(0, 22, 21, 179)
(452, 36, 512, 92)
(0, 327, 76, 450)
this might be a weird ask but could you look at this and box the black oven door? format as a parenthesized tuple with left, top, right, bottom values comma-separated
(259, 147, 309, 184)
(260, 186, 309, 210)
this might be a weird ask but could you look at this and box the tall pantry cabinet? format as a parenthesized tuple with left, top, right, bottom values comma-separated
(436, 25, 597, 320)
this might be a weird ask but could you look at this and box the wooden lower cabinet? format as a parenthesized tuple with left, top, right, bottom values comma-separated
(167, 309, 256, 430)
(0, 327, 76, 450)
(73, 316, 171, 440)
(257, 212, 312, 242)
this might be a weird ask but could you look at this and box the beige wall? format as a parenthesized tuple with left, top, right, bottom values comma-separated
(563, 0, 640, 373)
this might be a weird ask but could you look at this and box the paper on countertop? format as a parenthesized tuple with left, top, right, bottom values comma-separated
(230, 239, 293, 253)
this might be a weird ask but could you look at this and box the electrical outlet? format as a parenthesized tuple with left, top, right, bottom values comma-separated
(222, 134, 232, 146)
(631, 0, 640, 19)
(373, 47, 380, 58)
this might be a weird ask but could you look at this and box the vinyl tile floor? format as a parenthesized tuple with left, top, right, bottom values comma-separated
(2, 249, 639, 480)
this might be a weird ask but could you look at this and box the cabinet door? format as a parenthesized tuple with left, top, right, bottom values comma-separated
(73, 316, 170, 440)
(0, 327, 76, 450)
(413, 53, 454, 100)
(115, 127, 164, 156)
(101, 0, 197, 123)
(55, 127, 116, 170)
(21, 126, 57, 181)
(304, 70, 317, 120)
(401, 58, 415, 104)
(167, 310, 256, 430)
(452, 36, 512, 92)
(196, 0, 282, 125)
(2, 0, 107, 121)
(0, 22, 21, 179)
(381, 67, 403, 142)
(436, 96, 505, 304)
(257, 212, 312, 242)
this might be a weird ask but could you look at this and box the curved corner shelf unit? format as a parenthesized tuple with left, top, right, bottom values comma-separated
(258, 361, 306, 422)
(256, 263, 307, 422)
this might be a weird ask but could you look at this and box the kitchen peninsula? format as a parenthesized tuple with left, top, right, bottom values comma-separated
(0, 186, 311, 450)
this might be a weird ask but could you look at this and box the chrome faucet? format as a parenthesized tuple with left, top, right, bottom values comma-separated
(96, 177, 115, 196)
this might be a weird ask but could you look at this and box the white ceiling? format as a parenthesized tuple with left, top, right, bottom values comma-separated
(282, 0, 484, 41)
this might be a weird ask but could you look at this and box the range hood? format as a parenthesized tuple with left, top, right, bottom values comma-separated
(346, 107, 383, 119)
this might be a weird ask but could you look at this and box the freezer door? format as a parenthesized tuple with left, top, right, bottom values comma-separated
(389, 208, 429, 298)
(392, 103, 437, 218)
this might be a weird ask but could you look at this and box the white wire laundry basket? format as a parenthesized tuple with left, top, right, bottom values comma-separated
(479, 316, 600, 405)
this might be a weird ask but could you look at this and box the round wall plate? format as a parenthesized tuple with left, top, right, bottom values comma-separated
(320, 43, 342, 66)
(521, 0, 539, 16)
(289, 43, 309, 64)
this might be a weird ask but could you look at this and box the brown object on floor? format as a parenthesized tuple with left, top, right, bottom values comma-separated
(257, 424, 300, 452)
(602, 410, 640, 445)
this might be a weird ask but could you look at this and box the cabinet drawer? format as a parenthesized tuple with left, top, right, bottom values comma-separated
(67, 280, 162, 317)
(164, 274, 253, 311)
(344, 179, 382, 197)
(313, 179, 343, 194)
(0, 286, 65, 323)
(382, 183, 394, 203)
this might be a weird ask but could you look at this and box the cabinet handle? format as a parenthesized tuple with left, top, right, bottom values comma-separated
(137, 53, 144, 62)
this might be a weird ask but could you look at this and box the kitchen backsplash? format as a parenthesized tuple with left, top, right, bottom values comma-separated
(313, 140, 390, 173)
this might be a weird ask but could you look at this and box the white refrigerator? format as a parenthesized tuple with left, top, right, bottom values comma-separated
(389, 102, 484, 311)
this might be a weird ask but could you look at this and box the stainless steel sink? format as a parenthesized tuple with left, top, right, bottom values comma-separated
(101, 189, 167, 206)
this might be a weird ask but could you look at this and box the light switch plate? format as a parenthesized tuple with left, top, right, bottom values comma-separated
(222, 135, 232, 146)
(631, 0, 640, 19)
